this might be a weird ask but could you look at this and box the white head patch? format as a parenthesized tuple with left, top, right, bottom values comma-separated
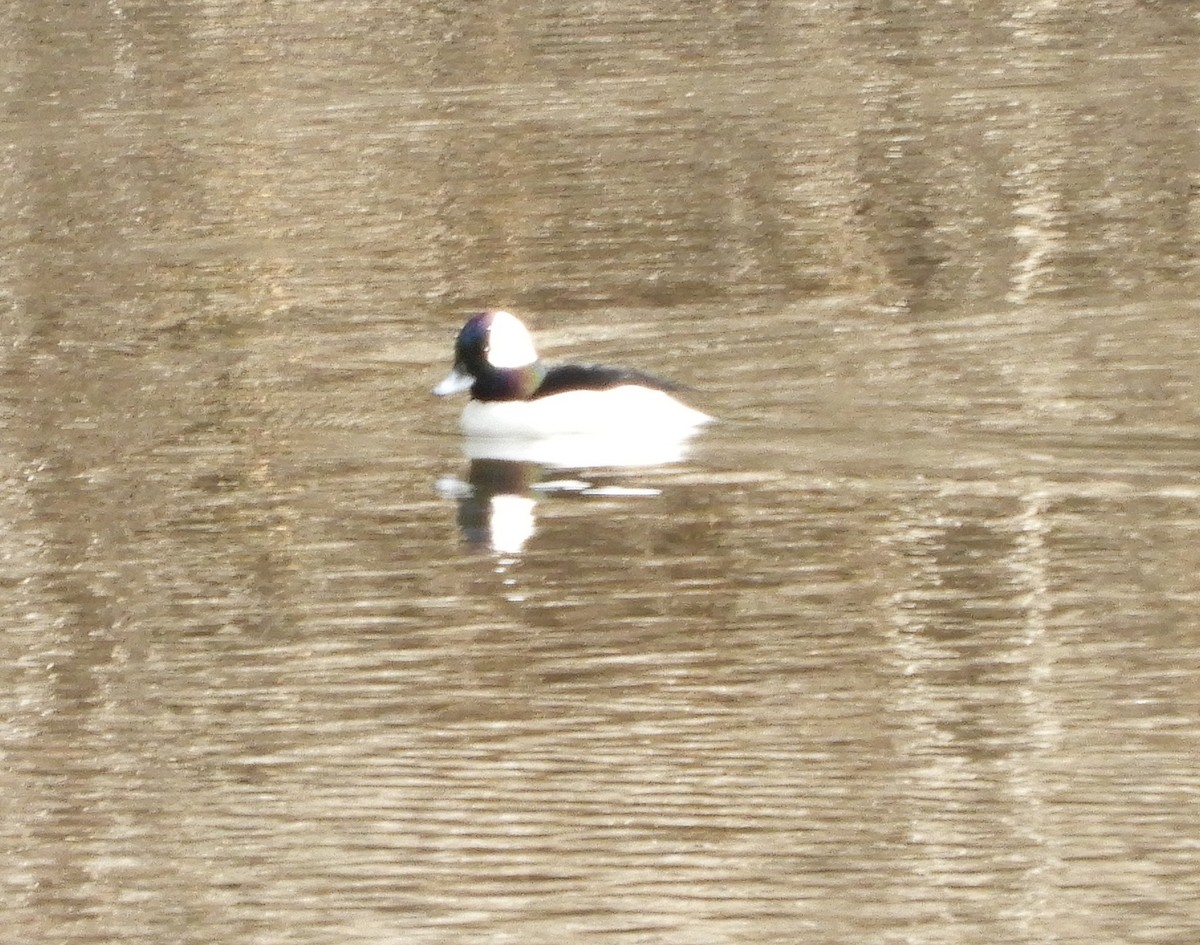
(486, 311, 539, 369)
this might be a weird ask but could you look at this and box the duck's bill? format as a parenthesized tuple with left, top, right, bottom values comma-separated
(433, 368, 474, 396)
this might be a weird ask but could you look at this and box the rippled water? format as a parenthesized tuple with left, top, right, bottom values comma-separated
(3, 3, 1199, 944)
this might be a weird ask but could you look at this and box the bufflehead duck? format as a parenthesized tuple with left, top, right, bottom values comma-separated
(433, 310, 712, 439)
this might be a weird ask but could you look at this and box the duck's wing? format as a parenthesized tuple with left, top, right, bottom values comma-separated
(533, 363, 681, 399)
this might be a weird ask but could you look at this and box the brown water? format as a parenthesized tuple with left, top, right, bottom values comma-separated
(3, 3, 1199, 944)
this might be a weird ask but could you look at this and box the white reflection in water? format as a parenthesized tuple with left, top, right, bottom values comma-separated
(483, 494, 536, 556)
(441, 454, 672, 555)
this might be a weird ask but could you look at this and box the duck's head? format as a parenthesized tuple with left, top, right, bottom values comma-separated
(433, 310, 545, 401)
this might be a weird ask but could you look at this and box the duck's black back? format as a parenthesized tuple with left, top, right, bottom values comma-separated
(532, 363, 680, 399)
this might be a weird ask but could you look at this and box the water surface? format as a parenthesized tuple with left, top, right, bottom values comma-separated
(2, 3, 1199, 944)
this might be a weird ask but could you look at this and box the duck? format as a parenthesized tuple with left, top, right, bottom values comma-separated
(433, 310, 713, 439)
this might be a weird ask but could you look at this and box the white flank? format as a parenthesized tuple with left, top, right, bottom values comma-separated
(460, 386, 713, 439)
(464, 433, 695, 468)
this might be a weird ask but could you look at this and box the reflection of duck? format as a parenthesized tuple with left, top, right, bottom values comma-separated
(441, 459, 666, 555)
(453, 459, 540, 554)
(433, 310, 713, 438)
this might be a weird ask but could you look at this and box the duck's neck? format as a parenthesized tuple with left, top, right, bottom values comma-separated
(472, 362, 546, 401)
